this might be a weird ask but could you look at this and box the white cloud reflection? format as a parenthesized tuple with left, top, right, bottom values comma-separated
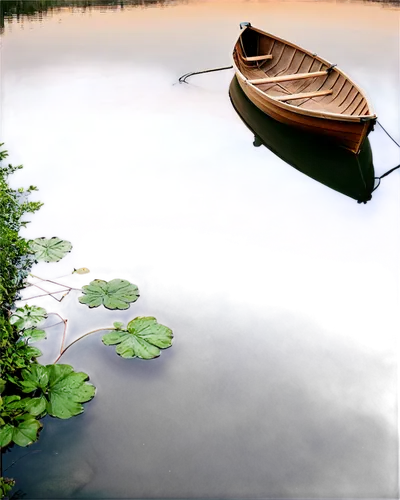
(2, 3, 399, 286)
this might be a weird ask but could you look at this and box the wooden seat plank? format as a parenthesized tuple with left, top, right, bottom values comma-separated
(242, 54, 273, 62)
(274, 89, 333, 102)
(248, 70, 327, 85)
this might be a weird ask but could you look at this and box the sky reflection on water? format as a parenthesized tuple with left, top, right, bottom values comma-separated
(2, 2, 400, 273)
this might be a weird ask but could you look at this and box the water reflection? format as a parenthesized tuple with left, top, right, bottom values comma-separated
(229, 75, 376, 203)
(0, 0, 186, 31)
(0, 0, 399, 284)
(3, 311, 398, 499)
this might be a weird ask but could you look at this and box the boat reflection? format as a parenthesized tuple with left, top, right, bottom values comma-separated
(229, 75, 375, 203)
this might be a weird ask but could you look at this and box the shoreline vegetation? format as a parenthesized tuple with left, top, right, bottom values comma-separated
(0, 145, 173, 499)
(1, 0, 399, 31)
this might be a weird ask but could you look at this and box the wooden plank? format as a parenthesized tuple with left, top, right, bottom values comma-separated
(242, 54, 273, 62)
(248, 70, 327, 85)
(274, 89, 333, 102)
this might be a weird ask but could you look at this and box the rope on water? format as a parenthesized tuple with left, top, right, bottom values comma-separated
(372, 121, 400, 191)
(179, 65, 233, 84)
(177, 67, 400, 194)
(377, 120, 400, 148)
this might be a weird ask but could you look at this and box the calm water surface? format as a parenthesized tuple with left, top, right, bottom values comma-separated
(3, 266, 398, 499)
(1, 1, 400, 278)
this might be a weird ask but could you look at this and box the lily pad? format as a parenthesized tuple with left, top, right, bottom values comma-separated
(0, 416, 41, 447)
(19, 364, 95, 419)
(21, 328, 46, 343)
(10, 305, 47, 331)
(30, 237, 72, 262)
(102, 316, 173, 359)
(79, 279, 139, 310)
(73, 267, 90, 274)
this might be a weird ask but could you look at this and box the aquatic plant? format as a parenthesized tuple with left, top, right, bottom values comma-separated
(102, 317, 173, 359)
(78, 279, 140, 310)
(0, 144, 173, 498)
(19, 364, 95, 420)
(30, 237, 72, 263)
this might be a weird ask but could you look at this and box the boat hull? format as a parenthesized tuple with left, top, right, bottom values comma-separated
(233, 25, 376, 153)
(229, 75, 375, 203)
(235, 73, 370, 153)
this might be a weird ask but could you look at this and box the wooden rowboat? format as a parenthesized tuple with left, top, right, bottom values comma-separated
(229, 75, 375, 203)
(233, 23, 377, 154)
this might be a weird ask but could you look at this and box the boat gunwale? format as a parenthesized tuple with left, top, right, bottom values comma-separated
(233, 26, 376, 122)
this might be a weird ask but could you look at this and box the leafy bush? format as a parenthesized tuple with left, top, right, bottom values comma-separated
(0, 144, 42, 314)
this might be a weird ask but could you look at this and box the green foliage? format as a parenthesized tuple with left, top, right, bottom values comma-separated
(79, 279, 140, 310)
(0, 315, 42, 384)
(10, 305, 47, 331)
(0, 142, 174, 496)
(19, 364, 96, 419)
(19, 328, 46, 343)
(0, 143, 43, 314)
(30, 237, 72, 262)
(0, 476, 15, 498)
(102, 316, 173, 359)
(0, 395, 43, 447)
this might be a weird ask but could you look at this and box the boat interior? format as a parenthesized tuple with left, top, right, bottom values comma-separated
(234, 27, 372, 117)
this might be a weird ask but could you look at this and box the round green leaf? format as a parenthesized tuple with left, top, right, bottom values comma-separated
(10, 305, 47, 331)
(46, 364, 96, 419)
(79, 279, 139, 310)
(102, 316, 173, 359)
(12, 416, 41, 447)
(30, 237, 72, 262)
(18, 365, 95, 419)
(21, 328, 46, 343)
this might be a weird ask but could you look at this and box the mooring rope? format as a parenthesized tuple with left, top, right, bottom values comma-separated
(179, 65, 233, 84)
(178, 67, 400, 193)
(377, 120, 400, 148)
(372, 120, 400, 191)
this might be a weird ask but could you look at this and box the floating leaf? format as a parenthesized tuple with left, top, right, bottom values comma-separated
(79, 279, 139, 310)
(30, 237, 72, 262)
(46, 365, 96, 419)
(19, 364, 95, 419)
(21, 328, 46, 343)
(10, 305, 47, 331)
(0, 417, 42, 447)
(102, 316, 173, 359)
(73, 267, 90, 274)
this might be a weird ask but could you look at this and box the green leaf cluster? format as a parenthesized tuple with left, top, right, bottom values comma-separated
(0, 143, 43, 313)
(0, 143, 175, 497)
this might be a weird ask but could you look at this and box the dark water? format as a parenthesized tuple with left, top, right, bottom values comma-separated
(4, 267, 395, 498)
